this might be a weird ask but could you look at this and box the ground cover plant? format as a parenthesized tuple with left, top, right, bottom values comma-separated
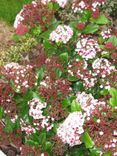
(0, 0, 117, 156)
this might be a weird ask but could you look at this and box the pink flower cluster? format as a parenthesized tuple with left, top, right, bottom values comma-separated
(28, 98, 47, 120)
(21, 124, 36, 135)
(75, 36, 101, 60)
(28, 98, 54, 131)
(57, 112, 85, 146)
(49, 25, 73, 44)
(72, 0, 105, 13)
(101, 29, 111, 39)
(92, 58, 115, 78)
(2, 63, 35, 93)
(76, 92, 105, 117)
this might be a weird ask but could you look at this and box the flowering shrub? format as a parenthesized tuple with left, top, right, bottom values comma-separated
(0, 0, 117, 156)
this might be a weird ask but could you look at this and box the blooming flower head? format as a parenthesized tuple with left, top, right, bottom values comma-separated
(55, 0, 68, 8)
(1, 63, 35, 93)
(49, 25, 73, 44)
(76, 92, 105, 117)
(92, 58, 115, 77)
(28, 98, 54, 131)
(101, 29, 111, 39)
(14, 9, 24, 29)
(28, 98, 47, 120)
(72, 0, 105, 13)
(75, 36, 101, 60)
(57, 112, 85, 146)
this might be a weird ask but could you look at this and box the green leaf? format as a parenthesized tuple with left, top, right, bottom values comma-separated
(44, 141, 52, 151)
(107, 36, 117, 46)
(25, 138, 39, 146)
(100, 89, 108, 96)
(31, 26, 42, 37)
(71, 100, 81, 112)
(0, 107, 4, 119)
(68, 76, 78, 82)
(36, 67, 45, 83)
(95, 15, 108, 25)
(4, 118, 14, 133)
(89, 148, 102, 156)
(39, 132, 46, 146)
(82, 132, 94, 148)
(73, 81, 84, 93)
(62, 99, 71, 108)
(83, 24, 99, 34)
(59, 52, 68, 64)
(80, 10, 91, 22)
(109, 88, 117, 108)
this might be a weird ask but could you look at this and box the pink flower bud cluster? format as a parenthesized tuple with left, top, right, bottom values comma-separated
(92, 58, 115, 78)
(76, 92, 105, 117)
(28, 98, 47, 120)
(28, 98, 54, 131)
(72, 0, 105, 13)
(101, 29, 111, 39)
(68, 59, 97, 88)
(49, 25, 73, 44)
(75, 36, 101, 60)
(21, 123, 36, 135)
(57, 112, 85, 146)
(2, 63, 35, 93)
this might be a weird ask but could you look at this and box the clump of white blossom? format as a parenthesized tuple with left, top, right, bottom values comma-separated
(14, 1, 37, 29)
(76, 92, 105, 117)
(49, 25, 73, 44)
(57, 112, 85, 146)
(3, 63, 34, 92)
(72, 1, 87, 13)
(28, 98, 54, 131)
(41, 0, 51, 5)
(21, 125, 36, 135)
(92, 58, 115, 78)
(75, 37, 101, 60)
(14, 10, 24, 29)
(72, 0, 105, 13)
(28, 98, 47, 120)
(20, 119, 36, 135)
(101, 29, 111, 39)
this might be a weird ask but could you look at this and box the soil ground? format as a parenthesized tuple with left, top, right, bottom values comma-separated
(0, 21, 14, 51)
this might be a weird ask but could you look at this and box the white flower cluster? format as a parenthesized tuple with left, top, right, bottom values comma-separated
(92, 58, 115, 78)
(92, 1, 105, 11)
(3, 63, 33, 92)
(4, 62, 19, 70)
(55, 0, 68, 8)
(41, 0, 51, 5)
(14, 1, 37, 29)
(76, 92, 105, 117)
(101, 29, 111, 39)
(28, 98, 54, 131)
(49, 25, 73, 44)
(14, 10, 24, 29)
(75, 37, 101, 60)
(57, 112, 85, 146)
(72, 1, 87, 13)
(21, 124, 36, 135)
(28, 98, 47, 120)
(72, 0, 105, 13)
